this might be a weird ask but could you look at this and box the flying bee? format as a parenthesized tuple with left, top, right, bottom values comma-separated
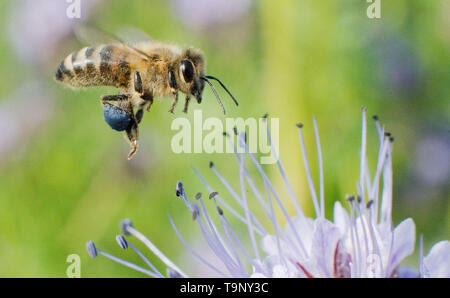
(54, 27, 238, 159)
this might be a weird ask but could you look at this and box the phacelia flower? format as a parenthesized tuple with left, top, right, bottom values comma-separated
(87, 109, 449, 277)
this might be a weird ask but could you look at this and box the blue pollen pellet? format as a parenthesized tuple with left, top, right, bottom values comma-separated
(102, 103, 133, 131)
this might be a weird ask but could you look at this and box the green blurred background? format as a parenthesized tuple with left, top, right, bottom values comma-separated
(0, 0, 448, 277)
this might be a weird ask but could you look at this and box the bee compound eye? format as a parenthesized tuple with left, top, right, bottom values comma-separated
(102, 103, 133, 131)
(180, 60, 194, 83)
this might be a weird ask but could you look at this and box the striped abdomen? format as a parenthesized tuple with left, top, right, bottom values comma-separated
(55, 45, 135, 89)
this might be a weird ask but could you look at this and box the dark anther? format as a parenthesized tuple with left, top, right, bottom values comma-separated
(116, 235, 128, 250)
(346, 195, 355, 202)
(120, 219, 134, 236)
(176, 181, 184, 197)
(192, 205, 200, 220)
(86, 241, 98, 258)
(209, 192, 219, 200)
(167, 268, 182, 278)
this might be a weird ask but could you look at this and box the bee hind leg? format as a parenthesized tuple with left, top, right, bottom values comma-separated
(135, 108, 144, 124)
(101, 94, 128, 103)
(101, 94, 135, 132)
(125, 121, 139, 160)
(100, 94, 139, 159)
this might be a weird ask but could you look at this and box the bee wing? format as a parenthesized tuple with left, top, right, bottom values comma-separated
(74, 25, 121, 46)
(116, 26, 153, 45)
(74, 25, 154, 61)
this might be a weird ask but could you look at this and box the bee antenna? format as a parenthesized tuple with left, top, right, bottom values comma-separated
(201, 77, 226, 115)
(204, 75, 239, 106)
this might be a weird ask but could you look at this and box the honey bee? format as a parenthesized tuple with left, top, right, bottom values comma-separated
(55, 28, 238, 159)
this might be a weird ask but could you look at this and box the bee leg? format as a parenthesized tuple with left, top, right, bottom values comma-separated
(169, 91, 178, 114)
(125, 120, 139, 160)
(135, 108, 144, 124)
(101, 94, 128, 103)
(134, 71, 153, 114)
(142, 92, 154, 112)
(134, 71, 143, 94)
(101, 94, 136, 132)
(183, 96, 191, 113)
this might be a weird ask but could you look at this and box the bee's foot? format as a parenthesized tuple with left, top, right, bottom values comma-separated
(127, 140, 138, 160)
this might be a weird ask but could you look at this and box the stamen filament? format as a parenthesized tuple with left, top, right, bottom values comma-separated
(198, 198, 236, 265)
(239, 149, 260, 260)
(296, 124, 321, 217)
(125, 225, 188, 277)
(168, 216, 227, 277)
(208, 164, 269, 233)
(238, 132, 308, 258)
(263, 117, 305, 218)
(98, 249, 159, 277)
(126, 240, 164, 278)
(193, 167, 265, 235)
(214, 201, 265, 274)
(313, 116, 325, 218)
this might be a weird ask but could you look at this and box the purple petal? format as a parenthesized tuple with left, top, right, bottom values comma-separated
(333, 240, 352, 278)
(423, 240, 450, 278)
(333, 201, 350, 234)
(310, 218, 342, 277)
(387, 218, 415, 276)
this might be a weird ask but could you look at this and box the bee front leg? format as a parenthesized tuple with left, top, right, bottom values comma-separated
(169, 91, 178, 114)
(183, 96, 191, 113)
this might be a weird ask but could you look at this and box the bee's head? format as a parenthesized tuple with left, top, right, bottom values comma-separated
(175, 48, 238, 114)
(175, 48, 206, 104)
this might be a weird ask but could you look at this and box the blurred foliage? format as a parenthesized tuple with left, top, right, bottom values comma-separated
(0, 0, 448, 277)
